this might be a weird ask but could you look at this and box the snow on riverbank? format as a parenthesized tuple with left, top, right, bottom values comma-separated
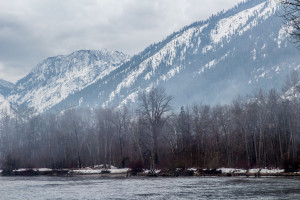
(143, 169, 161, 174)
(250, 168, 285, 174)
(218, 168, 285, 174)
(70, 168, 129, 174)
(0, 167, 295, 176)
(0, 166, 129, 175)
(70, 164, 130, 174)
(13, 168, 53, 172)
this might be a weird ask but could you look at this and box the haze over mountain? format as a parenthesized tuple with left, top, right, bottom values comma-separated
(1, 0, 300, 115)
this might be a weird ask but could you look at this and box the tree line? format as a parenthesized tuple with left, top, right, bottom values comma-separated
(1, 72, 300, 171)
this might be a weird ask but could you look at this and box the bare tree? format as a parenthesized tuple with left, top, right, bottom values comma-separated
(112, 106, 131, 167)
(280, 0, 300, 44)
(96, 108, 116, 169)
(138, 87, 173, 169)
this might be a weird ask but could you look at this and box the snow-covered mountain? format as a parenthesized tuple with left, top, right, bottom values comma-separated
(3, 0, 300, 115)
(8, 50, 130, 113)
(51, 0, 300, 111)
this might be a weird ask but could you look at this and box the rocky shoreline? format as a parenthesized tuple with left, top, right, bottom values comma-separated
(1, 167, 299, 177)
(142, 168, 300, 177)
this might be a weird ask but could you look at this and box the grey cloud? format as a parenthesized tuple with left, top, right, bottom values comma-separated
(0, 0, 243, 83)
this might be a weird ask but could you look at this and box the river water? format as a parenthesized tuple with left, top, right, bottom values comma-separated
(0, 176, 300, 199)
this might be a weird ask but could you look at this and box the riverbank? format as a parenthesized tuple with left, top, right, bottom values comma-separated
(0, 167, 299, 177)
(150, 168, 300, 177)
(0, 167, 129, 176)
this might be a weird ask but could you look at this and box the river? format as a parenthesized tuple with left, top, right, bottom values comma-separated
(0, 176, 300, 199)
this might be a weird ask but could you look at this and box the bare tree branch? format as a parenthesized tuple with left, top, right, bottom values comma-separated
(280, 0, 300, 45)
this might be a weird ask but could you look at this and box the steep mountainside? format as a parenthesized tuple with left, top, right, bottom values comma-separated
(0, 79, 14, 114)
(0, 79, 14, 97)
(0, 94, 11, 114)
(9, 50, 130, 113)
(52, 0, 300, 111)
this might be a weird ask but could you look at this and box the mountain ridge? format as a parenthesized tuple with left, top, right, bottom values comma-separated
(0, 79, 14, 97)
(2, 0, 300, 115)
(55, 0, 298, 110)
(8, 49, 130, 113)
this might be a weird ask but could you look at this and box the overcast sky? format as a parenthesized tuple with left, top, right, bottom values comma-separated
(0, 0, 244, 83)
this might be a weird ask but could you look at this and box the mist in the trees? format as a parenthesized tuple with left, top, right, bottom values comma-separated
(1, 75, 300, 171)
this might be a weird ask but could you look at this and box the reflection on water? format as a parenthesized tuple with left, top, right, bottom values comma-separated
(0, 176, 300, 199)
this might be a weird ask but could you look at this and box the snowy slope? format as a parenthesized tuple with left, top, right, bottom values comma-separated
(9, 50, 130, 113)
(0, 93, 12, 116)
(0, 79, 14, 97)
(0, 79, 14, 115)
(52, 0, 299, 111)
(109, 0, 297, 106)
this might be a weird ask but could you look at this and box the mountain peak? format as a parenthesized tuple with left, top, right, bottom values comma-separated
(9, 49, 130, 113)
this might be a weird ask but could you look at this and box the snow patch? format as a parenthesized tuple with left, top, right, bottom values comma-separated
(198, 52, 230, 74)
(219, 168, 284, 174)
(278, 25, 292, 48)
(161, 66, 181, 81)
(118, 91, 139, 107)
(71, 168, 129, 174)
(202, 45, 213, 54)
(252, 49, 257, 61)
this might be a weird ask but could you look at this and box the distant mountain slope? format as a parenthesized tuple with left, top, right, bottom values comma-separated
(0, 79, 14, 115)
(8, 50, 130, 113)
(52, 0, 300, 111)
(0, 94, 11, 114)
(5, 0, 300, 115)
(0, 79, 14, 97)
